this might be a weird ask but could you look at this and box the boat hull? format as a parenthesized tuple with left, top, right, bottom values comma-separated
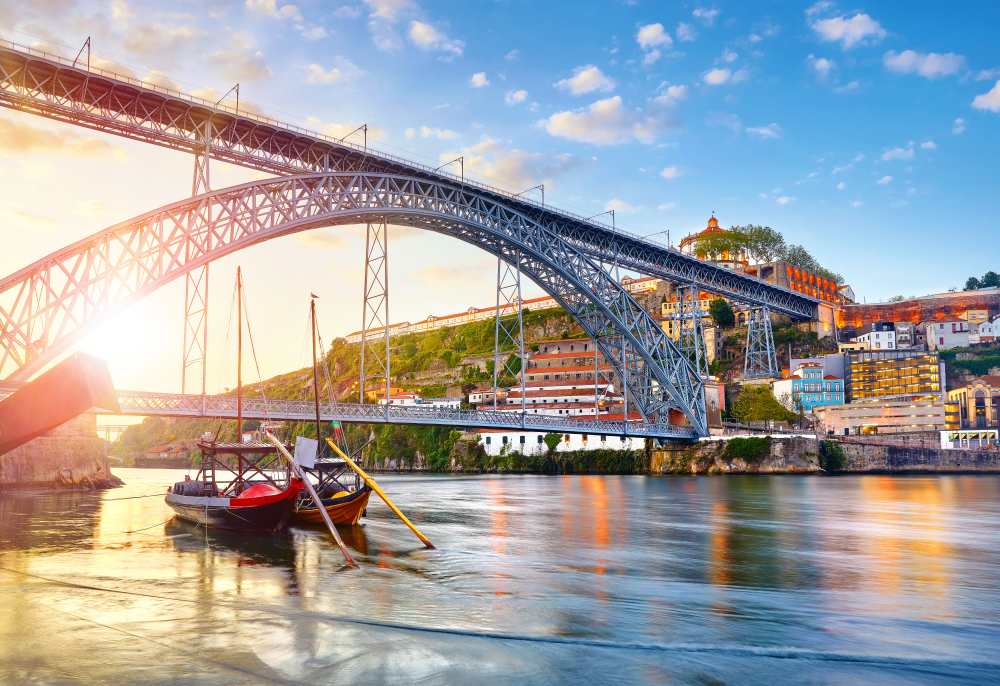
(165, 483, 301, 532)
(293, 486, 372, 525)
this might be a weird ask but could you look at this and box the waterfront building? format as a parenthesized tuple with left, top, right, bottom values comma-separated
(478, 417, 647, 456)
(501, 378, 621, 418)
(947, 376, 1000, 428)
(378, 393, 461, 409)
(940, 429, 999, 449)
(814, 399, 950, 435)
(772, 361, 844, 414)
(844, 349, 944, 402)
(893, 321, 918, 349)
(977, 317, 998, 344)
(839, 341, 869, 354)
(926, 318, 970, 350)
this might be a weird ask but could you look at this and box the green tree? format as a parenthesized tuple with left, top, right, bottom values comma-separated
(543, 432, 562, 456)
(982, 271, 1000, 289)
(887, 295, 905, 302)
(744, 225, 786, 267)
(965, 276, 982, 291)
(708, 297, 735, 328)
(730, 385, 799, 424)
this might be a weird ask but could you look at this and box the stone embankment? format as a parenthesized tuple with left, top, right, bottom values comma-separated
(838, 441, 1000, 473)
(0, 414, 122, 490)
(652, 437, 822, 475)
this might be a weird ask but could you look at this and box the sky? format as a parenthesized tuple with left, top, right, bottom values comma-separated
(0, 0, 998, 402)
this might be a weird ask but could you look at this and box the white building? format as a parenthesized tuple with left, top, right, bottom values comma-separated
(502, 378, 621, 417)
(926, 319, 970, 350)
(479, 428, 645, 456)
(853, 321, 896, 351)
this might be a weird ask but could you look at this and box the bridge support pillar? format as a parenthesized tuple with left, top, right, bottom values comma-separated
(743, 306, 779, 379)
(181, 120, 212, 395)
(360, 217, 391, 416)
(677, 284, 709, 380)
(493, 253, 525, 412)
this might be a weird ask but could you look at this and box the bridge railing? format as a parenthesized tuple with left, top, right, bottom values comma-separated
(112, 390, 697, 439)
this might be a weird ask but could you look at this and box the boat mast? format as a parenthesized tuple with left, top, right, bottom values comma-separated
(237, 267, 243, 444)
(311, 296, 322, 456)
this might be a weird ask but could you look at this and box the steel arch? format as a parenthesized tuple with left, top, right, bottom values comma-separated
(0, 39, 816, 318)
(0, 173, 708, 435)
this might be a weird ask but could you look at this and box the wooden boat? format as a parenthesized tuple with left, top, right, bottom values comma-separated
(291, 293, 373, 526)
(165, 440, 303, 532)
(165, 266, 302, 533)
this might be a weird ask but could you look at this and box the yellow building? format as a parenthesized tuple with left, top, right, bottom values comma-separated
(947, 375, 1000, 429)
(660, 290, 713, 340)
(844, 350, 942, 401)
(838, 341, 869, 353)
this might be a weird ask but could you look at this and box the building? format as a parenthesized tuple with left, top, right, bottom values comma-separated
(852, 321, 896, 350)
(844, 349, 944, 402)
(838, 284, 856, 304)
(501, 378, 621, 418)
(940, 429, 999, 449)
(814, 399, 949, 435)
(379, 393, 461, 409)
(839, 341, 869, 354)
(678, 214, 748, 271)
(893, 321, 918, 349)
(925, 319, 970, 350)
(772, 361, 845, 414)
(947, 376, 1000, 428)
(978, 317, 998, 344)
(619, 275, 660, 294)
(790, 354, 845, 381)
(479, 419, 647, 456)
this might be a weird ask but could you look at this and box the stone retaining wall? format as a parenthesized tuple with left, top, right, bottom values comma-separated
(840, 441, 1000, 472)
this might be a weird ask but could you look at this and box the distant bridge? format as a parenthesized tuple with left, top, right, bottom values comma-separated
(110, 390, 697, 441)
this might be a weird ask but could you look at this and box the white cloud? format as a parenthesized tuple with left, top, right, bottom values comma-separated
(306, 116, 384, 140)
(705, 110, 741, 133)
(836, 182, 846, 190)
(810, 13, 886, 50)
(542, 94, 682, 145)
(404, 127, 415, 138)
(832, 164, 852, 174)
(806, 1, 833, 17)
(420, 126, 459, 139)
(637, 23, 672, 65)
(775, 196, 795, 205)
(834, 80, 860, 93)
(953, 118, 966, 134)
(208, 32, 273, 82)
(660, 166, 682, 179)
(658, 202, 678, 210)
(676, 22, 697, 42)
(759, 193, 769, 199)
(851, 200, 863, 207)
(555, 65, 616, 95)
(748, 34, 762, 43)
(876, 175, 892, 184)
(720, 48, 738, 63)
(297, 229, 346, 250)
(505, 49, 519, 61)
(703, 68, 747, 86)
(746, 123, 781, 139)
(972, 80, 1000, 113)
(703, 68, 731, 85)
(692, 8, 720, 26)
(304, 57, 362, 84)
(883, 50, 965, 78)
(907, 186, 917, 196)
(881, 147, 914, 161)
(245, 0, 302, 21)
(470, 72, 489, 88)
(853, 153, 865, 162)
(364, 0, 414, 21)
(920, 141, 937, 150)
(440, 137, 593, 189)
(408, 21, 464, 57)
(605, 199, 635, 212)
(505, 90, 528, 105)
(333, 5, 362, 18)
(807, 53, 838, 81)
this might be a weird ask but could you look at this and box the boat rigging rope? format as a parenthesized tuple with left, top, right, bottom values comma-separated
(239, 281, 272, 422)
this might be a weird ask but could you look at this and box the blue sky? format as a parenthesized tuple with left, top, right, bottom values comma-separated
(0, 0, 998, 393)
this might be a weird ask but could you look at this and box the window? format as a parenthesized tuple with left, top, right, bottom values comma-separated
(486, 437, 491, 445)
(502, 436, 508, 444)
(537, 435, 544, 444)
(519, 436, 525, 444)
(940, 337, 944, 345)
(544, 375, 549, 380)
(939, 324, 944, 330)
(600, 435, 607, 441)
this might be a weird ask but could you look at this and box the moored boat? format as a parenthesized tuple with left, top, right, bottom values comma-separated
(165, 439, 303, 532)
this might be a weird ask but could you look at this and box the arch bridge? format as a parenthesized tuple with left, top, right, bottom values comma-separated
(0, 40, 820, 440)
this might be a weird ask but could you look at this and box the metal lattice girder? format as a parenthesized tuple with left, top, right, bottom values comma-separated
(743, 307, 779, 379)
(181, 120, 211, 394)
(360, 218, 390, 406)
(0, 173, 709, 435)
(110, 389, 697, 440)
(673, 284, 709, 381)
(0, 39, 816, 319)
(492, 254, 524, 410)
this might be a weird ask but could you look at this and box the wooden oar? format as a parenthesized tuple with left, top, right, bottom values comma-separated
(326, 437, 435, 549)
(267, 432, 358, 568)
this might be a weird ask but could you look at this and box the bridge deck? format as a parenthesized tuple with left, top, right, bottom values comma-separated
(110, 390, 697, 441)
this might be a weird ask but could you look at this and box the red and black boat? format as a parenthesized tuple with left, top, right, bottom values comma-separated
(165, 438, 304, 532)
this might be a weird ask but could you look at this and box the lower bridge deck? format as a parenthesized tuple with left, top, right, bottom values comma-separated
(110, 390, 698, 441)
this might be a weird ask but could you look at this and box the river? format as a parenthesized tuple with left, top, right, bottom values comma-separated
(1, 469, 998, 685)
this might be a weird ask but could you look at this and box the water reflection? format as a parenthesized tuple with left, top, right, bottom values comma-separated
(0, 469, 998, 685)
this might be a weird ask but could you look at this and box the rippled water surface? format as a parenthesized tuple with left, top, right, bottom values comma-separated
(2, 469, 1000, 684)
